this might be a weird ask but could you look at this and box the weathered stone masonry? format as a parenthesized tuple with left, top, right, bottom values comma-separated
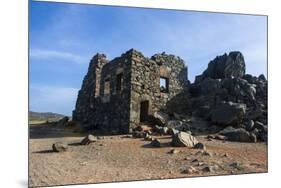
(73, 49, 188, 134)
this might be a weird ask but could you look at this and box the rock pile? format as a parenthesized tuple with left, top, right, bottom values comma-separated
(189, 51, 267, 142)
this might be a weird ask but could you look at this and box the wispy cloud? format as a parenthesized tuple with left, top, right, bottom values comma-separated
(29, 85, 79, 115)
(30, 49, 86, 64)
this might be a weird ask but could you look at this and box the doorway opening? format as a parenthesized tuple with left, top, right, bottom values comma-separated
(140, 100, 149, 123)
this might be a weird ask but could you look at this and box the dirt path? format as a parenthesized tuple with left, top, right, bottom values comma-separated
(29, 125, 267, 187)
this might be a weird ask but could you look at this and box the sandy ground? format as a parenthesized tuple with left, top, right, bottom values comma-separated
(29, 124, 267, 187)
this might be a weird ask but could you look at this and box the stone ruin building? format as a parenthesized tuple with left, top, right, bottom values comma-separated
(72, 49, 188, 134)
(73, 49, 267, 142)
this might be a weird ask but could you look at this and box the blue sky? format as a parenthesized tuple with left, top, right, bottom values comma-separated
(29, 1, 267, 116)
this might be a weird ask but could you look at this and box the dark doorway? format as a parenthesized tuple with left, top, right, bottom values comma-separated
(140, 101, 149, 122)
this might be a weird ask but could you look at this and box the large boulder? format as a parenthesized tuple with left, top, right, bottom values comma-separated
(202, 51, 246, 79)
(211, 101, 246, 126)
(199, 77, 222, 95)
(152, 111, 169, 126)
(219, 127, 253, 142)
(221, 77, 256, 101)
(167, 120, 190, 131)
(171, 131, 198, 147)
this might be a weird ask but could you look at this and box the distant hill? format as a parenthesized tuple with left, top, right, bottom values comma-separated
(29, 111, 67, 123)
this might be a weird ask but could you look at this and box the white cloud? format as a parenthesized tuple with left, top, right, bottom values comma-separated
(29, 85, 79, 116)
(29, 49, 86, 64)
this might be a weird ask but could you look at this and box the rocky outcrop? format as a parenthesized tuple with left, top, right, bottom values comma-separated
(200, 51, 246, 80)
(187, 51, 267, 142)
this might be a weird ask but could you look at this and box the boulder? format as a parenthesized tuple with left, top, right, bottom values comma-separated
(153, 111, 169, 126)
(52, 142, 68, 152)
(81, 134, 97, 145)
(219, 127, 252, 142)
(199, 77, 222, 95)
(211, 101, 246, 126)
(245, 120, 255, 131)
(193, 142, 206, 150)
(171, 132, 198, 147)
(202, 51, 246, 79)
(249, 132, 257, 143)
(150, 138, 161, 147)
(247, 108, 263, 120)
(202, 165, 219, 172)
(167, 128, 179, 136)
(254, 121, 266, 132)
(192, 103, 211, 118)
(167, 120, 190, 131)
(221, 77, 256, 101)
(132, 131, 146, 138)
(182, 166, 198, 174)
(258, 74, 266, 82)
(154, 125, 168, 135)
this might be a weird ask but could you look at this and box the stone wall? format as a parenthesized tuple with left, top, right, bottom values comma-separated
(129, 51, 188, 129)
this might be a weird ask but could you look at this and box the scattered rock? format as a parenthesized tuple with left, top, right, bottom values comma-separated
(132, 131, 146, 138)
(202, 151, 212, 157)
(197, 162, 205, 166)
(182, 166, 198, 174)
(52, 142, 68, 152)
(154, 125, 168, 135)
(169, 149, 180, 154)
(193, 142, 206, 150)
(196, 150, 204, 155)
(144, 133, 153, 141)
(134, 125, 151, 132)
(215, 135, 226, 140)
(230, 162, 243, 170)
(150, 138, 161, 147)
(202, 165, 219, 173)
(81, 134, 97, 145)
(223, 153, 229, 157)
(122, 135, 133, 138)
(171, 132, 198, 147)
(80, 162, 87, 166)
(206, 135, 215, 139)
